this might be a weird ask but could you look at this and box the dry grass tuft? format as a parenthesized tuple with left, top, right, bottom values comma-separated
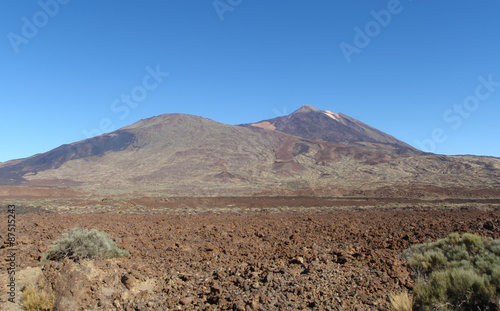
(389, 291, 413, 311)
(21, 286, 55, 311)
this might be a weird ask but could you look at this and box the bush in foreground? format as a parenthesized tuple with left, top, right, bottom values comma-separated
(402, 233, 500, 310)
(43, 228, 130, 262)
(21, 286, 55, 311)
(389, 291, 414, 311)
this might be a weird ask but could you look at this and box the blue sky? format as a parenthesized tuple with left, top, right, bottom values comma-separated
(1, 0, 499, 162)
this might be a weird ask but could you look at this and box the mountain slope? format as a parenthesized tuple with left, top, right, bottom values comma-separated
(0, 113, 403, 194)
(0, 131, 136, 186)
(0, 111, 499, 197)
(243, 105, 422, 154)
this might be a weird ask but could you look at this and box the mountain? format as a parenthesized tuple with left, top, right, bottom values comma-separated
(0, 108, 499, 197)
(242, 105, 421, 154)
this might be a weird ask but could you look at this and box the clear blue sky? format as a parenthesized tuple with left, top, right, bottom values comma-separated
(1, 1, 499, 162)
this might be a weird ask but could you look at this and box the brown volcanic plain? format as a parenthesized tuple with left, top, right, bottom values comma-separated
(1, 202, 499, 310)
(1, 106, 500, 310)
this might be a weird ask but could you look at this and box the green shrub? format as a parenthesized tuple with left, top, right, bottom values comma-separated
(414, 268, 495, 310)
(403, 233, 500, 310)
(43, 228, 130, 262)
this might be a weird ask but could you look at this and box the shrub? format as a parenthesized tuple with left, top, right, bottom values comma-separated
(389, 291, 413, 311)
(402, 233, 500, 310)
(21, 286, 55, 311)
(414, 268, 495, 310)
(43, 228, 130, 262)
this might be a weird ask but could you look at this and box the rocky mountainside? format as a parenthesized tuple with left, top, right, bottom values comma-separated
(0, 107, 499, 197)
(242, 105, 421, 154)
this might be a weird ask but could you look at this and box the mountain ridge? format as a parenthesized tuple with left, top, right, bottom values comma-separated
(0, 106, 499, 197)
(242, 105, 422, 154)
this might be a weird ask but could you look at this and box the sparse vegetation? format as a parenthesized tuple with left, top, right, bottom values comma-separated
(21, 286, 55, 311)
(402, 233, 500, 310)
(43, 228, 129, 262)
(389, 291, 413, 311)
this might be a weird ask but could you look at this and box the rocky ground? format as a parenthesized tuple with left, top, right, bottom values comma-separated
(0, 199, 499, 310)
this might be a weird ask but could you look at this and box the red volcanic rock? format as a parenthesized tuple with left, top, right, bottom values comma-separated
(1, 204, 499, 310)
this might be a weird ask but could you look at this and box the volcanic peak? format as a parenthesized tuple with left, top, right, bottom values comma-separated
(293, 105, 322, 114)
